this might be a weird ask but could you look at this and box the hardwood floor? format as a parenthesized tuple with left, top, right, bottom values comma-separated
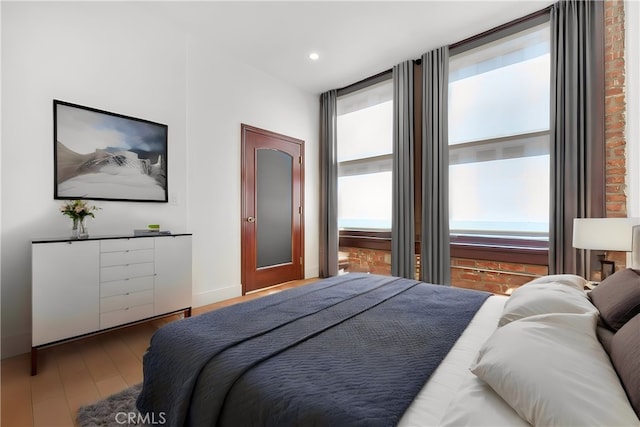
(1, 278, 317, 427)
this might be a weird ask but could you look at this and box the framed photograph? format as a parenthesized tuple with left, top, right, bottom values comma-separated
(54, 100, 168, 202)
(601, 259, 615, 280)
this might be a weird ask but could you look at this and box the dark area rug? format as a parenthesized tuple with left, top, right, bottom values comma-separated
(77, 383, 144, 427)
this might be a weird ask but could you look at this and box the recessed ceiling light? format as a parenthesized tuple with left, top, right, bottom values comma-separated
(309, 52, 320, 61)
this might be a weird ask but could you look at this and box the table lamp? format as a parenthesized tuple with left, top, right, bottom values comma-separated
(572, 218, 638, 279)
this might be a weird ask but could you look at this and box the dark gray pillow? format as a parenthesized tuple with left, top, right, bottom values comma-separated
(610, 313, 640, 419)
(589, 268, 640, 331)
(596, 324, 615, 354)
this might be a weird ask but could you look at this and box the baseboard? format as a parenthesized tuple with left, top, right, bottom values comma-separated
(192, 285, 242, 308)
(305, 264, 319, 279)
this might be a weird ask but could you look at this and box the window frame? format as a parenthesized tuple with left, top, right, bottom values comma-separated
(338, 9, 554, 266)
(449, 14, 553, 244)
(444, 9, 552, 263)
(338, 230, 548, 265)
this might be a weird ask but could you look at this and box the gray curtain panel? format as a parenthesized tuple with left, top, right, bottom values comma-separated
(421, 47, 451, 285)
(319, 90, 339, 278)
(391, 61, 416, 279)
(549, 0, 605, 276)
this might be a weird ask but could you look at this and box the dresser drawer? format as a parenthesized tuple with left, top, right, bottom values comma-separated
(101, 238, 154, 253)
(101, 249, 154, 267)
(100, 303, 154, 329)
(100, 276, 154, 298)
(101, 262, 154, 283)
(101, 289, 153, 313)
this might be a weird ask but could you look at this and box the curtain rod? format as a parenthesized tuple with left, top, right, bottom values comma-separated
(449, 5, 552, 55)
(336, 69, 392, 97)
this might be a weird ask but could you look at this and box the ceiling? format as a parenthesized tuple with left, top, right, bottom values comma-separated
(148, 1, 555, 95)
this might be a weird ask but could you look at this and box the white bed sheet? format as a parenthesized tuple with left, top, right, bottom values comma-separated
(398, 294, 512, 427)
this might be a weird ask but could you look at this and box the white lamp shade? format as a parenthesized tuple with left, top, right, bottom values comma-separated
(572, 218, 640, 251)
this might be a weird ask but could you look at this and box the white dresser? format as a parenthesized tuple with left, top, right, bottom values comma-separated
(31, 233, 192, 375)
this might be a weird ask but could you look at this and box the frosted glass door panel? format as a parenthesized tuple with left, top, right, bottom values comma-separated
(256, 149, 293, 268)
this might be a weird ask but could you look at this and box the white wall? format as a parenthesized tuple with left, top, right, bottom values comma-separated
(0, 2, 319, 358)
(1, 2, 189, 358)
(186, 36, 319, 306)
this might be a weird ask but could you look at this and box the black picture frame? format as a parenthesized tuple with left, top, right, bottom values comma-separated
(54, 100, 168, 202)
(601, 259, 615, 280)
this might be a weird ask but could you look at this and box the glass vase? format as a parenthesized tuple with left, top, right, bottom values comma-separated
(71, 217, 88, 239)
(77, 217, 88, 239)
(71, 218, 78, 239)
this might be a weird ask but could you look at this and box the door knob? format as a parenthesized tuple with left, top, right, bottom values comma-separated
(246, 216, 256, 223)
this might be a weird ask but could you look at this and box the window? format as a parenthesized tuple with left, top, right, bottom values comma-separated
(337, 78, 393, 230)
(448, 21, 550, 242)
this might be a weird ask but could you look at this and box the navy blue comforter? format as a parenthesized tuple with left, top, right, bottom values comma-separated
(137, 273, 491, 426)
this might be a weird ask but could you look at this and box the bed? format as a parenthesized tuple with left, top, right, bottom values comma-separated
(136, 271, 640, 426)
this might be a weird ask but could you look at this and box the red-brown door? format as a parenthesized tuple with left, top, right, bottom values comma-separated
(241, 124, 304, 293)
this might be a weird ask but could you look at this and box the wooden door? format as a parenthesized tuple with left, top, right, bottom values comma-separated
(241, 124, 304, 293)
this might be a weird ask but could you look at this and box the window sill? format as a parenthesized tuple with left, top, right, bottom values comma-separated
(339, 229, 392, 251)
(450, 242, 548, 265)
(450, 234, 548, 265)
(338, 230, 549, 265)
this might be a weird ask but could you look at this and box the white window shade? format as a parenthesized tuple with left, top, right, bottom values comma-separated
(449, 54, 550, 145)
(337, 100, 393, 163)
(448, 21, 550, 239)
(337, 78, 393, 230)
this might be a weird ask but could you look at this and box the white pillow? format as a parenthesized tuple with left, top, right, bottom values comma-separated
(524, 273, 588, 291)
(440, 376, 529, 426)
(471, 313, 639, 427)
(498, 281, 597, 327)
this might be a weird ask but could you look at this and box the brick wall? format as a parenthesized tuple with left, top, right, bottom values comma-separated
(340, 1, 627, 293)
(450, 259, 547, 295)
(340, 247, 392, 275)
(604, 0, 628, 271)
(338, 247, 547, 295)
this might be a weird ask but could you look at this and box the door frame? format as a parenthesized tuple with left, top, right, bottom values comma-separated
(241, 124, 305, 294)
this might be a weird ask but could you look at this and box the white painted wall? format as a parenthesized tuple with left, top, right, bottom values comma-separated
(1, 2, 189, 358)
(186, 36, 319, 306)
(0, 2, 319, 358)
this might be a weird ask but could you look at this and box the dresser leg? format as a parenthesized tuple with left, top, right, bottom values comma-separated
(31, 347, 38, 376)
(185, 307, 192, 318)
